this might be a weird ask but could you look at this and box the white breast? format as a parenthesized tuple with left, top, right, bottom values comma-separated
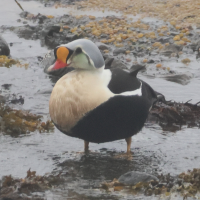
(49, 68, 114, 132)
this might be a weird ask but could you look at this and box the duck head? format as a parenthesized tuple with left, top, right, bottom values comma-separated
(47, 39, 105, 72)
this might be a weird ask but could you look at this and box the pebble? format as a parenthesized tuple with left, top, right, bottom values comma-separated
(118, 171, 158, 186)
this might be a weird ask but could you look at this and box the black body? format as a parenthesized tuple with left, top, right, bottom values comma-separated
(70, 95, 149, 143)
(54, 67, 158, 143)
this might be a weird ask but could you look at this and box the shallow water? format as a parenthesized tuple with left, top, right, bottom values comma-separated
(0, 0, 200, 199)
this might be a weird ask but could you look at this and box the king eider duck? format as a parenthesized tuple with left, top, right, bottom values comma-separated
(49, 39, 158, 153)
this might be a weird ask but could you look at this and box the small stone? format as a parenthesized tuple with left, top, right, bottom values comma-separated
(19, 11, 29, 18)
(96, 42, 109, 51)
(181, 58, 191, 64)
(118, 171, 158, 186)
(0, 35, 10, 56)
(66, 34, 79, 41)
(126, 58, 131, 62)
(105, 57, 114, 69)
(113, 48, 126, 56)
(0, 95, 7, 103)
(173, 35, 180, 41)
(110, 58, 127, 69)
(156, 63, 162, 68)
(143, 59, 148, 63)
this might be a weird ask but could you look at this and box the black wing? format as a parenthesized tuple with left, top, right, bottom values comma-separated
(108, 68, 158, 107)
(70, 95, 149, 143)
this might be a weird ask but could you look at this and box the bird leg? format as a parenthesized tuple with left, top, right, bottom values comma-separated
(84, 140, 89, 152)
(125, 137, 132, 154)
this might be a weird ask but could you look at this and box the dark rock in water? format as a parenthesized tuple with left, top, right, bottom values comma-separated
(196, 52, 200, 60)
(189, 39, 200, 52)
(95, 42, 109, 51)
(136, 52, 146, 57)
(41, 25, 61, 38)
(160, 44, 183, 56)
(1, 84, 12, 90)
(40, 25, 61, 47)
(37, 14, 48, 24)
(0, 95, 7, 103)
(113, 48, 126, 56)
(158, 37, 170, 44)
(118, 171, 158, 186)
(100, 34, 109, 38)
(10, 96, 24, 105)
(19, 11, 29, 18)
(161, 73, 193, 85)
(110, 58, 127, 69)
(170, 32, 180, 36)
(66, 34, 80, 41)
(147, 59, 155, 63)
(130, 64, 145, 73)
(13, 25, 37, 40)
(0, 35, 10, 56)
(105, 57, 114, 69)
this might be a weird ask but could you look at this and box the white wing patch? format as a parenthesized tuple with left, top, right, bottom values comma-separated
(117, 82, 142, 97)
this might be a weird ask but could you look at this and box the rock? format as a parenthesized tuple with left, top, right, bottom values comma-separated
(100, 34, 108, 38)
(2, 84, 12, 90)
(113, 48, 126, 56)
(189, 39, 200, 51)
(0, 95, 7, 103)
(196, 52, 200, 60)
(60, 15, 72, 24)
(161, 73, 193, 85)
(0, 35, 10, 56)
(160, 44, 183, 56)
(66, 34, 80, 41)
(170, 32, 180, 36)
(41, 25, 61, 38)
(130, 64, 145, 74)
(137, 52, 146, 57)
(147, 59, 155, 63)
(138, 38, 147, 44)
(104, 57, 114, 69)
(158, 37, 170, 44)
(19, 11, 29, 18)
(37, 14, 48, 24)
(95, 42, 109, 51)
(13, 25, 37, 40)
(110, 58, 127, 69)
(118, 171, 158, 186)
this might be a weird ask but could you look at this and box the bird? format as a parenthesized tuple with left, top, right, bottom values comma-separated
(49, 39, 159, 154)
